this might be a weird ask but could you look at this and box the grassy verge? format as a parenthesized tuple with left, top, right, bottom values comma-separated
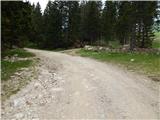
(1, 59, 37, 101)
(1, 60, 33, 81)
(1, 48, 37, 101)
(153, 32, 160, 48)
(2, 48, 35, 58)
(77, 49, 160, 80)
(1, 48, 35, 81)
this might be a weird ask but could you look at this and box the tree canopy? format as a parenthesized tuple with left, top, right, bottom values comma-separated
(1, 1, 159, 50)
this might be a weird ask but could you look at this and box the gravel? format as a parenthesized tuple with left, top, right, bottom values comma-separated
(2, 48, 159, 119)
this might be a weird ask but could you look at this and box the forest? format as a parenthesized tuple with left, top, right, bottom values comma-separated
(1, 1, 160, 119)
(2, 1, 160, 51)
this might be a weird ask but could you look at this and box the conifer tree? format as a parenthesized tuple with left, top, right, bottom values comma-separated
(102, 1, 117, 43)
(31, 2, 43, 47)
(82, 1, 102, 45)
(43, 1, 62, 49)
(2, 1, 32, 50)
(67, 1, 80, 47)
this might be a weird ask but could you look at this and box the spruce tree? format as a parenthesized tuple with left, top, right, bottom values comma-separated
(67, 1, 80, 47)
(43, 1, 62, 49)
(31, 2, 43, 47)
(133, 1, 158, 48)
(116, 1, 133, 45)
(1, 1, 32, 50)
(82, 1, 102, 45)
(102, 1, 117, 43)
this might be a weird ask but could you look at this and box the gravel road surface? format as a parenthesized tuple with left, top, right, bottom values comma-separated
(2, 48, 159, 119)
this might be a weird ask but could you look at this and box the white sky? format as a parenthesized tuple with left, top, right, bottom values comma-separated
(25, 0, 51, 12)
(25, 0, 105, 12)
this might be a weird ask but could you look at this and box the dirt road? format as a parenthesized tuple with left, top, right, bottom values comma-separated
(2, 48, 159, 119)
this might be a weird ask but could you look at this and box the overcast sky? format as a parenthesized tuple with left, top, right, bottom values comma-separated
(25, 0, 50, 12)
(25, 0, 105, 12)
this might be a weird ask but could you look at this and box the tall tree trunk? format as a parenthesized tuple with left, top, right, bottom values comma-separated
(137, 21, 141, 47)
(141, 25, 145, 48)
(130, 24, 136, 51)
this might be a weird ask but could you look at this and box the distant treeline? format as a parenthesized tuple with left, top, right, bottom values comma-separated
(1, 1, 160, 50)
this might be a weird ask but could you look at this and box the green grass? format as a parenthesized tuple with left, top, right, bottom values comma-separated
(153, 32, 160, 48)
(2, 48, 35, 58)
(1, 60, 33, 81)
(78, 49, 160, 77)
(1, 48, 36, 101)
(1, 48, 35, 81)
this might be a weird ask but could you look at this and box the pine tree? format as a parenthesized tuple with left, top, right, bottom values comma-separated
(137, 1, 158, 48)
(116, 1, 158, 49)
(79, 0, 87, 45)
(2, 1, 158, 50)
(43, 1, 62, 49)
(116, 1, 133, 45)
(67, 1, 80, 47)
(1, 1, 32, 50)
(31, 2, 43, 47)
(102, 1, 117, 43)
(82, 1, 102, 45)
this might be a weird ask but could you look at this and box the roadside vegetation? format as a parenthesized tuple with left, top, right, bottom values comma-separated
(1, 48, 36, 101)
(2, 48, 35, 81)
(1, 60, 35, 101)
(78, 49, 160, 80)
(2, 48, 35, 58)
(2, 60, 32, 81)
(76, 32, 160, 80)
(153, 32, 160, 48)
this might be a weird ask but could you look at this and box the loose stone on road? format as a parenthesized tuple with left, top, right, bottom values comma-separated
(2, 48, 159, 119)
